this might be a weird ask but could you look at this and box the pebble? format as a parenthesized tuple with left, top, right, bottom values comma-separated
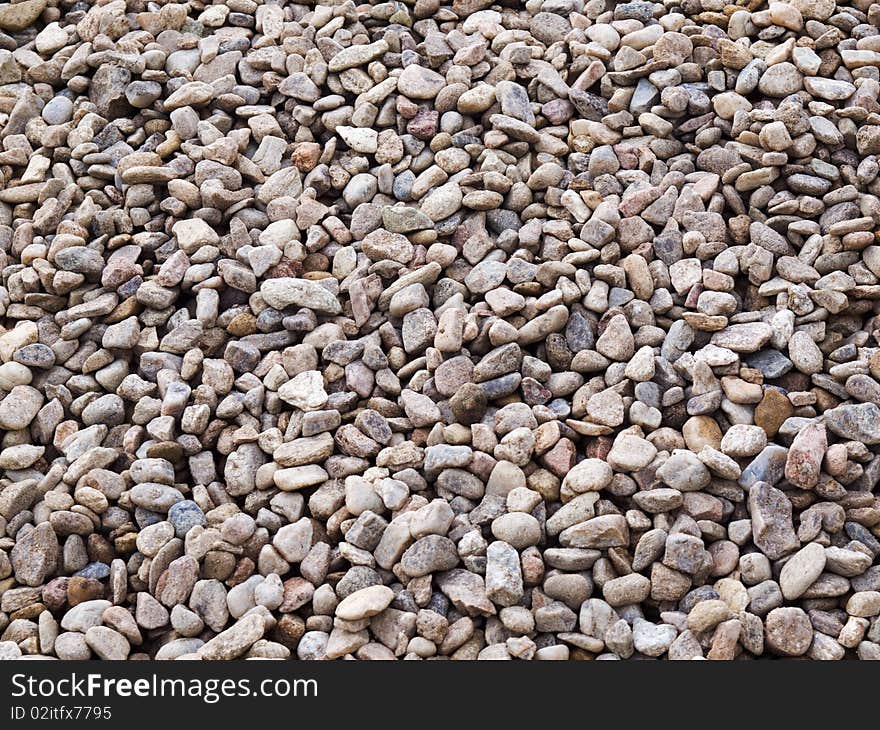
(824, 403, 880, 444)
(42, 96, 73, 125)
(85, 626, 130, 660)
(491, 513, 541, 550)
(272, 518, 313, 563)
(607, 433, 657, 471)
(632, 619, 678, 657)
(60, 600, 111, 633)
(278, 371, 329, 412)
(0, 0, 45, 31)
(562, 459, 613, 493)
(54, 632, 91, 660)
(401, 536, 460, 577)
(10, 524, 58, 587)
(0, 385, 43, 430)
(397, 65, 446, 99)
(198, 613, 266, 660)
(764, 607, 813, 656)
(168, 501, 206, 539)
(260, 279, 341, 315)
(757, 63, 802, 97)
(780, 543, 826, 600)
(749, 484, 800, 560)
(784, 423, 826, 489)
(485, 541, 523, 607)
(335, 585, 394, 621)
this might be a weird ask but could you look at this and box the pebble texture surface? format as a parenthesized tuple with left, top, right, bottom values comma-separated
(0, 0, 879, 661)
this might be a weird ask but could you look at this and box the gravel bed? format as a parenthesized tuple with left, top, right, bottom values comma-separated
(1, 0, 880, 661)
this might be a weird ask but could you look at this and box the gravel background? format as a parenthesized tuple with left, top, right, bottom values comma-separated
(0, 0, 880, 660)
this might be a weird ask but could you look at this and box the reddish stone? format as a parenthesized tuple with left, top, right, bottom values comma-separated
(280, 577, 316, 612)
